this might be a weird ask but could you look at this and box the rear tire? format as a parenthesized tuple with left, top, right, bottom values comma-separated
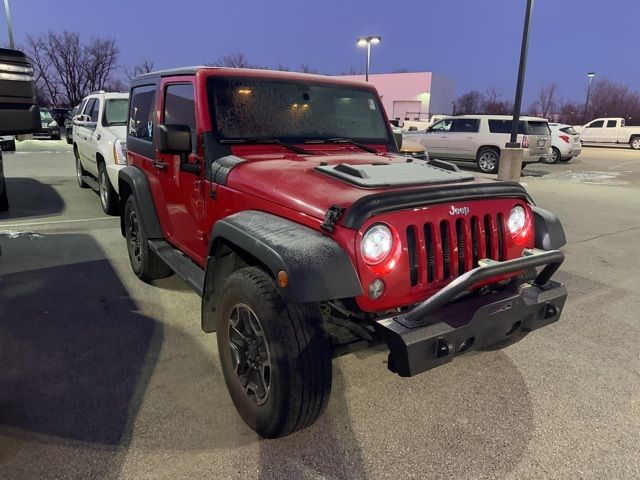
(630, 137, 640, 150)
(75, 148, 89, 189)
(476, 148, 500, 174)
(216, 267, 332, 438)
(124, 196, 173, 281)
(98, 162, 118, 215)
(559, 156, 572, 163)
(547, 147, 561, 164)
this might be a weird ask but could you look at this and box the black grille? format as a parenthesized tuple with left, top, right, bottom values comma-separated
(415, 213, 506, 287)
(440, 221, 450, 279)
(406, 226, 419, 286)
(425, 223, 435, 283)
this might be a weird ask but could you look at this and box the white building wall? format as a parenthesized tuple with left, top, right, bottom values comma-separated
(334, 72, 455, 121)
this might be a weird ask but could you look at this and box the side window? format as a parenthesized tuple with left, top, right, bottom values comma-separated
(129, 85, 157, 141)
(164, 83, 196, 130)
(488, 120, 525, 134)
(88, 99, 100, 122)
(82, 98, 95, 116)
(450, 119, 480, 133)
(430, 119, 452, 132)
(588, 120, 604, 128)
(606, 120, 617, 128)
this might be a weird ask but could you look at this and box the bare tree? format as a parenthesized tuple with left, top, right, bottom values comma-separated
(557, 101, 583, 125)
(298, 63, 318, 74)
(588, 78, 640, 121)
(531, 83, 558, 118)
(482, 87, 512, 114)
(341, 66, 363, 75)
(24, 31, 119, 106)
(125, 59, 154, 81)
(455, 91, 485, 115)
(210, 52, 253, 68)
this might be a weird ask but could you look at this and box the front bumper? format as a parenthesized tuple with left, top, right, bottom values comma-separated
(107, 163, 125, 195)
(375, 249, 567, 377)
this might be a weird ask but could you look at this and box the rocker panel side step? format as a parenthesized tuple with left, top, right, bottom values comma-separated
(148, 239, 205, 296)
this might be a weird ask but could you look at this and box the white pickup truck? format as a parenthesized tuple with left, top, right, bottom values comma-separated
(575, 118, 640, 150)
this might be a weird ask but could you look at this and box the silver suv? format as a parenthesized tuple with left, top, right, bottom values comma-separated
(404, 115, 552, 174)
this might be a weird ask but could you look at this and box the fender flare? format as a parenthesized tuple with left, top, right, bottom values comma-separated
(117, 166, 164, 239)
(531, 206, 566, 250)
(203, 210, 362, 327)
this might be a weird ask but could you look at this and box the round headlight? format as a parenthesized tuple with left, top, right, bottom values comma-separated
(361, 224, 393, 265)
(508, 205, 527, 235)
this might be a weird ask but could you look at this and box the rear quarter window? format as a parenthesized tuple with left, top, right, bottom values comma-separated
(488, 119, 525, 134)
(560, 126, 578, 135)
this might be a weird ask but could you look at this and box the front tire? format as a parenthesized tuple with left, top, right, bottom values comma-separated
(98, 162, 118, 215)
(216, 267, 332, 438)
(476, 148, 500, 174)
(75, 148, 88, 189)
(124, 196, 172, 281)
(630, 137, 640, 150)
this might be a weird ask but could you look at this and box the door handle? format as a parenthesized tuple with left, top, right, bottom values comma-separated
(153, 160, 168, 171)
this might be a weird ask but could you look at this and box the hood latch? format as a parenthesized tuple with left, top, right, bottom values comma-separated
(321, 205, 345, 233)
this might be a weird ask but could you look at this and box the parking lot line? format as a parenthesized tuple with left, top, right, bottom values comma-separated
(0, 217, 118, 228)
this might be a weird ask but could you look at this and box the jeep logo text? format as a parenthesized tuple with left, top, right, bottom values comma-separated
(449, 205, 470, 216)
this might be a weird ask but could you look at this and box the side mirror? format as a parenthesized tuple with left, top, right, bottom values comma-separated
(0, 48, 40, 135)
(158, 123, 200, 174)
(392, 131, 403, 150)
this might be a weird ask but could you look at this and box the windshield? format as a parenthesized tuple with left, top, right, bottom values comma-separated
(40, 110, 53, 122)
(528, 121, 550, 135)
(207, 76, 390, 143)
(103, 98, 129, 126)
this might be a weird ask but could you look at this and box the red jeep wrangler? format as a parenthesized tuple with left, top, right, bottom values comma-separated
(119, 67, 567, 438)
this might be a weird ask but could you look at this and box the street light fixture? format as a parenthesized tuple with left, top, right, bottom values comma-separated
(584, 71, 596, 123)
(357, 36, 381, 82)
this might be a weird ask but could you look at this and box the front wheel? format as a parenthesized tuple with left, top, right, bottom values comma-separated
(216, 267, 332, 438)
(124, 196, 172, 281)
(476, 148, 500, 174)
(98, 163, 118, 215)
(630, 137, 640, 150)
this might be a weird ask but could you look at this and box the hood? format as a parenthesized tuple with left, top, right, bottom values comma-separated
(103, 125, 127, 140)
(225, 149, 489, 222)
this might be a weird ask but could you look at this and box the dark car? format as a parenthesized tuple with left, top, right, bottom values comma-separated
(34, 108, 61, 140)
(50, 107, 71, 126)
(64, 105, 80, 144)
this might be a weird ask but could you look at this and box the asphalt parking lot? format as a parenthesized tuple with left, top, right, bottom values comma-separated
(1, 140, 639, 479)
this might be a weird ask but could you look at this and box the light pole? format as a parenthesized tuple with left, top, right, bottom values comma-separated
(584, 72, 596, 123)
(357, 36, 381, 82)
(2, 0, 14, 48)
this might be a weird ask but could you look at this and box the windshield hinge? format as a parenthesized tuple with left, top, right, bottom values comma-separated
(321, 205, 345, 233)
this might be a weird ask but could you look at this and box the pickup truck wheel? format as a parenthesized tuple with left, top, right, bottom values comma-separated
(547, 147, 561, 164)
(75, 149, 88, 189)
(630, 137, 640, 150)
(477, 148, 499, 173)
(216, 267, 332, 438)
(98, 162, 118, 215)
(124, 196, 172, 281)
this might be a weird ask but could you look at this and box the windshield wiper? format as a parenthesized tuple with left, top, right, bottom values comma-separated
(325, 137, 380, 154)
(220, 138, 314, 155)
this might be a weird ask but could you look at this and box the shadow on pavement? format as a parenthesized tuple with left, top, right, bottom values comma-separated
(0, 234, 161, 477)
(0, 178, 65, 221)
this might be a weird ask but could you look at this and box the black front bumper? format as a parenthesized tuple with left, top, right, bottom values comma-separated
(375, 249, 567, 377)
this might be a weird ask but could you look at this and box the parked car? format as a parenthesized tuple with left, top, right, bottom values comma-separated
(404, 115, 552, 174)
(392, 125, 427, 159)
(548, 123, 581, 163)
(574, 117, 640, 150)
(73, 91, 129, 214)
(0, 47, 40, 211)
(49, 107, 71, 126)
(119, 66, 567, 438)
(35, 108, 61, 140)
(0, 135, 16, 151)
(64, 105, 79, 144)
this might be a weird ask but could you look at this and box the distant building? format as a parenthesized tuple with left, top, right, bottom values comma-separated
(335, 72, 455, 122)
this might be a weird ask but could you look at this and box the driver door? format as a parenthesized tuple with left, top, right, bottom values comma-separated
(154, 77, 207, 262)
(420, 119, 452, 158)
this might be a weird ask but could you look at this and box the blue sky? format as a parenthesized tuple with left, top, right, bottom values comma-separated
(6, 0, 639, 105)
